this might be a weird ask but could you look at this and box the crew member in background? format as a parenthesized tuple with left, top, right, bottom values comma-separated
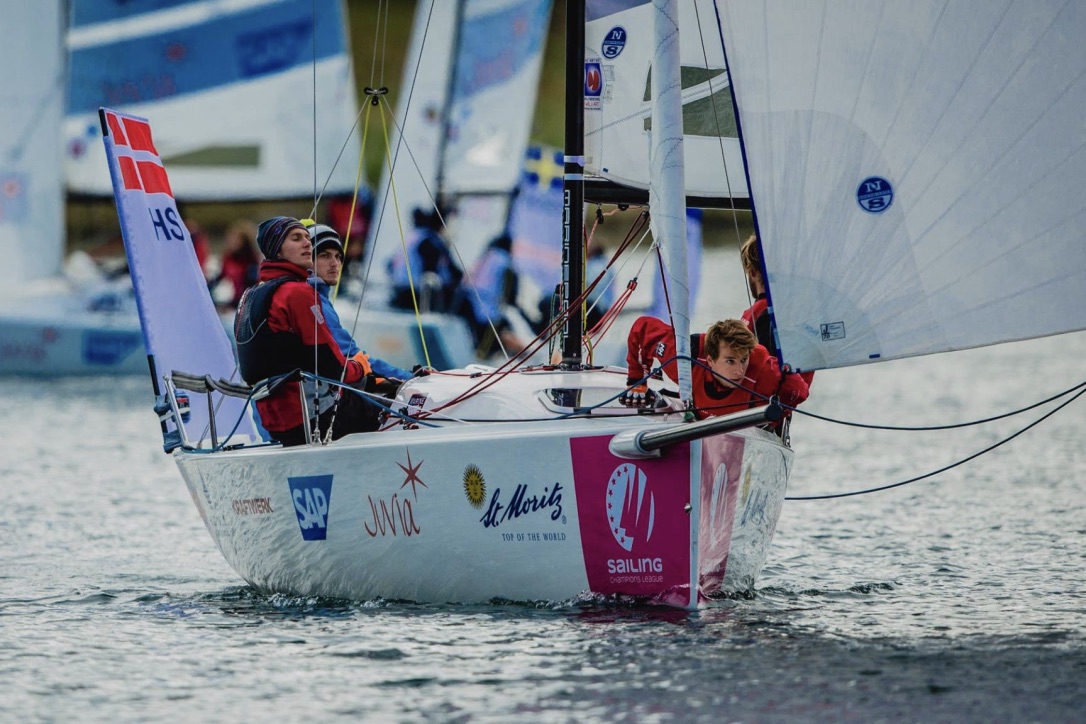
(234, 216, 383, 446)
(740, 234, 815, 389)
(388, 206, 463, 313)
(208, 219, 260, 309)
(461, 231, 526, 357)
(625, 315, 808, 423)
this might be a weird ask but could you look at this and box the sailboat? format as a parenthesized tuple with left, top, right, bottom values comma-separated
(101, 0, 792, 607)
(0, 0, 361, 376)
(103, 0, 1086, 607)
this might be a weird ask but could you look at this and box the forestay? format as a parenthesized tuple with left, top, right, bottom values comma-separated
(100, 109, 257, 445)
(584, 0, 747, 203)
(719, 0, 1086, 371)
(66, 0, 360, 200)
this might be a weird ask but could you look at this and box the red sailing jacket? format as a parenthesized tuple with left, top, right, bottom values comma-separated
(741, 296, 815, 388)
(626, 315, 809, 420)
(237, 261, 366, 434)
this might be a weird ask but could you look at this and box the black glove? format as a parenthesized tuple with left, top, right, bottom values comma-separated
(411, 364, 433, 377)
(620, 379, 656, 407)
(364, 375, 402, 396)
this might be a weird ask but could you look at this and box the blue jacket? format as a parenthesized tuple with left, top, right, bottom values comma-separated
(315, 279, 412, 380)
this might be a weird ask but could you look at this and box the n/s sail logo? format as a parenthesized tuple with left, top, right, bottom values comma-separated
(856, 176, 893, 213)
(606, 463, 655, 552)
(289, 475, 333, 541)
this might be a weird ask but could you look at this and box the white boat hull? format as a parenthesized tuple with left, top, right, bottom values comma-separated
(0, 284, 145, 376)
(174, 372, 792, 605)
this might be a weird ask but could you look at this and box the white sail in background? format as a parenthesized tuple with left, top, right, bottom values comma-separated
(719, 0, 1086, 371)
(367, 0, 552, 272)
(65, 0, 361, 201)
(584, 0, 747, 202)
(0, 1, 65, 282)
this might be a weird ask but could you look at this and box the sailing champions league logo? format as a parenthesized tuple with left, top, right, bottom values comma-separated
(857, 176, 893, 213)
(606, 463, 662, 577)
(289, 474, 333, 541)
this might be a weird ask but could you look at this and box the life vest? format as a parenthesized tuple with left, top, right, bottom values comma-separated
(235, 276, 342, 419)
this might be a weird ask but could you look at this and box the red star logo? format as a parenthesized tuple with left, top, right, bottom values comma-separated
(398, 448, 428, 500)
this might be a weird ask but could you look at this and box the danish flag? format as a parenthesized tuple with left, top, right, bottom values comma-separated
(103, 111, 174, 198)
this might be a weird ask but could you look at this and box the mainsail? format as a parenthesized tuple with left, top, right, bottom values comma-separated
(66, 0, 361, 201)
(718, 1, 1086, 371)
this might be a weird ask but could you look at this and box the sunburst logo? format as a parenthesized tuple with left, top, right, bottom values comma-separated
(463, 464, 486, 509)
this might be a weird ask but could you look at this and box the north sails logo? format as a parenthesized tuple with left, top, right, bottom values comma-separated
(606, 463, 662, 575)
(289, 474, 333, 541)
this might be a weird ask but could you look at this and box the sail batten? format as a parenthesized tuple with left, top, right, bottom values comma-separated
(721, 0, 1086, 371)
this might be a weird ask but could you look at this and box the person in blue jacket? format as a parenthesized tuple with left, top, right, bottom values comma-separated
(307, 222, 416, 381)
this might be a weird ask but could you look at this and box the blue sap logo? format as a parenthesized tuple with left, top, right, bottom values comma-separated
(856, 176, 893, 213)
(602, 26, 626, 59)
(289, 474, 333, 541)
(81, 330, 142, 366)
(236, 21, 310, 77)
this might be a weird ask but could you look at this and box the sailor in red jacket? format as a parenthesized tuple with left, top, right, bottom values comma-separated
(626, 315, 809, 421)
(235, 216, 380, 446)
(740, 234, 815, 389)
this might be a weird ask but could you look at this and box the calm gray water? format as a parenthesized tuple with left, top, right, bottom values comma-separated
(2, 254, 1084, 721)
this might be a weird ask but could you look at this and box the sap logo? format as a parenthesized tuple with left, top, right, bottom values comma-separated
(606, 463, 655, 552)
(288, 474, 333, 541)
(81, 330, 142, 366)
(236, 21, 311, 77)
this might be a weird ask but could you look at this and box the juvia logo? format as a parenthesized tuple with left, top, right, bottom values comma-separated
(289, 474, 333, 541)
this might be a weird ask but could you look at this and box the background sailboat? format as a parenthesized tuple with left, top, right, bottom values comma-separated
(0, 0, 362, 376)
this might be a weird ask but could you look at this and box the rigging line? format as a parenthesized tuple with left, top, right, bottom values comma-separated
(356, 1, 436, 300)
(309, 99, 368, 223)
(791, 378, 1086, 432)
(331, 101, 372, 302)
(690, 0, 742, 234)
(311, 0, 318, 208)
(376, 100, 433, 369)
(365, 0, 384, 88)
(786, 385, 1086, 501)
(672, 353, 1086, 432)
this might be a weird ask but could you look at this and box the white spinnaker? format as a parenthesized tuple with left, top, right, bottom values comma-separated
(66, 0, 361, 201)
(0, 0, 64, 281)
(584, 0, 747, 202)
(366, 0, 552, 274)
(720, 0, 1086, 371)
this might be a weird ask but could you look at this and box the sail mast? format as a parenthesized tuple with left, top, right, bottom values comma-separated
(560, 0, 587, 368)
(651, 0, 692, 402)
